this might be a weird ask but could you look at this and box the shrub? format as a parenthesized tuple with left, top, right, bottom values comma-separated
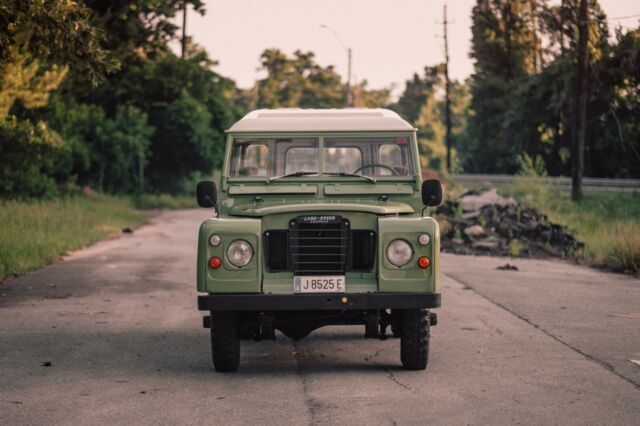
(0, 117, 64, 199)
(509, 153, 550, 207)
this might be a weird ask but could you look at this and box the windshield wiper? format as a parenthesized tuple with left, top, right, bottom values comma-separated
(268, 171, 319, 183)
(324, 172, 376, 183)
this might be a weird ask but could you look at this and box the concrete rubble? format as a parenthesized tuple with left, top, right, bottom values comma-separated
(436, 188, 584, 258)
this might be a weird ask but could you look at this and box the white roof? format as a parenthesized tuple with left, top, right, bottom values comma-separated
(228, 108, 414, 132)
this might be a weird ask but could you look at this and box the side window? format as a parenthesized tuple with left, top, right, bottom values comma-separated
(241, 144, 269, 176)
(324, 147, 362, 173)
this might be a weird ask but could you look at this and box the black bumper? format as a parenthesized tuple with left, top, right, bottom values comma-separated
(198, 293, 441, 311)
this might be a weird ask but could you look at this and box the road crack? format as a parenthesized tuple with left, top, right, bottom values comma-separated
(292, 341, 320, 425)
(363, 345, 412, 391)
(444, 271, 640, 389)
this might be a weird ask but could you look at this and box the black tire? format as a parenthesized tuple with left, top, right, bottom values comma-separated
(278, 325, 314, 341)
(210, 311, 240, 372)
(400, 309, 430, 370)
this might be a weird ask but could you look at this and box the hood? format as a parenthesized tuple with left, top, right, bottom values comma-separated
(228, 199, 415, 217)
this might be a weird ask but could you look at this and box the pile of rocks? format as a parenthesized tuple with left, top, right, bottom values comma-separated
(436, 188, 583, 258)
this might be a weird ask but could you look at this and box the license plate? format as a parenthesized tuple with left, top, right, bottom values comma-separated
(294, 276, 345, 293)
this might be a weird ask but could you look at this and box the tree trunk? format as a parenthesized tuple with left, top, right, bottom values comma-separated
(572, 0, 588, 201)
(503, 2, 514, 80)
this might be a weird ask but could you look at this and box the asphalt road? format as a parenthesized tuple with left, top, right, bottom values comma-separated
(1, 209, 639, 425)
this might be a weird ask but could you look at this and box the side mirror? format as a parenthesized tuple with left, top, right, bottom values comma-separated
(197, 181, 217, 208)
(422, 179, 443, 207)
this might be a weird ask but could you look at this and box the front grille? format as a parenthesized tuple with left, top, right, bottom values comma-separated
(264, 216, 376, 274)
(290, 216, 349, 275)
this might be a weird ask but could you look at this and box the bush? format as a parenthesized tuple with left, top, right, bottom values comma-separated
(47, 101, 153, 193)
(0, 117, 64, 199)
(508, 153, 550, 207)
(146, 93, 218, 192)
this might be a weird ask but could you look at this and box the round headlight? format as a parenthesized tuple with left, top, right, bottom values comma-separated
(226, 240, 253, 268)
(418, 233, 430, 246)
(386, 239, 413, 267)
(209, 234, 221, 247)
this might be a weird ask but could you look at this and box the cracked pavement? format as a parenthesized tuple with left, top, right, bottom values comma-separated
(1, 209, 639, 425)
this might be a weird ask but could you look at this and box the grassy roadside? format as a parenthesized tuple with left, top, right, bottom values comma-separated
(538, 191, 640, 273)
(506, 181, 640, 273)
(0, 193, 195, 281)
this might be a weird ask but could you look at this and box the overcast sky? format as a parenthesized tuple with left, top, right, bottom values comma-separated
(184, 0, 640, 93)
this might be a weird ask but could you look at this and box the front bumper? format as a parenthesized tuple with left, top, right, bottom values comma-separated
(198, 292, 441, 311)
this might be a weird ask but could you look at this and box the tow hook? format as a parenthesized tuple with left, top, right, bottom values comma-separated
(429, 312, 438, 326)
(258, 312, 276, 341)
(365, 310, 382, 339)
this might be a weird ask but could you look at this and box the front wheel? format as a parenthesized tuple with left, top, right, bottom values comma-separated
(400, 309, 430, 370)
(211, 311, 240, 372)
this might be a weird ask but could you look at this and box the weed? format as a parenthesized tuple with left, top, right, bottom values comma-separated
(508, 239, 522, 257)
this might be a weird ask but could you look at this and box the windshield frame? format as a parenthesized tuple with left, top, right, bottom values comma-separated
(224, 131, 421, 185)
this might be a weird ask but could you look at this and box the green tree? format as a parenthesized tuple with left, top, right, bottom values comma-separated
(392, 66, 469, 173)
(0, 0, 114, 82)
(146, 93, 217, 192)
(461, 0, 627, 178)
(257, 49, 343, 108)
(1, 0, 245, 197)
(81, 0, 204, 66)
(587, 27, 640, 178)
(0, 0, 117, 198)
(0, 117, 63, 198)
(52, 0, 241, 193)
(0, 50, 67, 119)
(256, 49, 390, 109)
(390, 68, 440, 125)
(353, 80, 390, 108)
(463, 0, 541, 173)
(45, 100, 153, 193)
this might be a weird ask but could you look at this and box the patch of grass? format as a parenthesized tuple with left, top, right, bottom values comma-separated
(507, 239, 522, 257)
(0, 194, 148, 280)
(133, 193, 195, 210)
(542, 191, 640, 273)
(507, 186, 640, 273)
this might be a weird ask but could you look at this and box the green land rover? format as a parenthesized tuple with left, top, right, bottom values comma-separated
(196, 108, 443, 372)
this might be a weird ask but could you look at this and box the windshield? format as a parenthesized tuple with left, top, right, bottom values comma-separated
(228, 136, 414, 177)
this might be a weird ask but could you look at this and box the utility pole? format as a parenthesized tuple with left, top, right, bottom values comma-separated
(572, 0, 588, 201)
(443, 3, 453, 173)
(320, 25, 353, 107)
(181, 1, 187, 59)
(347, 48, 352, 107)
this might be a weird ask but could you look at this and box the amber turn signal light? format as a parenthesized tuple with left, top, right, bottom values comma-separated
(209, 256, 222, 269)
(418, 256, 430, 269)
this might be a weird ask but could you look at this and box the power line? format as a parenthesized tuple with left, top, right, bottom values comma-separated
(319, 25, 353, 107)
(609, 13, 640, 21)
